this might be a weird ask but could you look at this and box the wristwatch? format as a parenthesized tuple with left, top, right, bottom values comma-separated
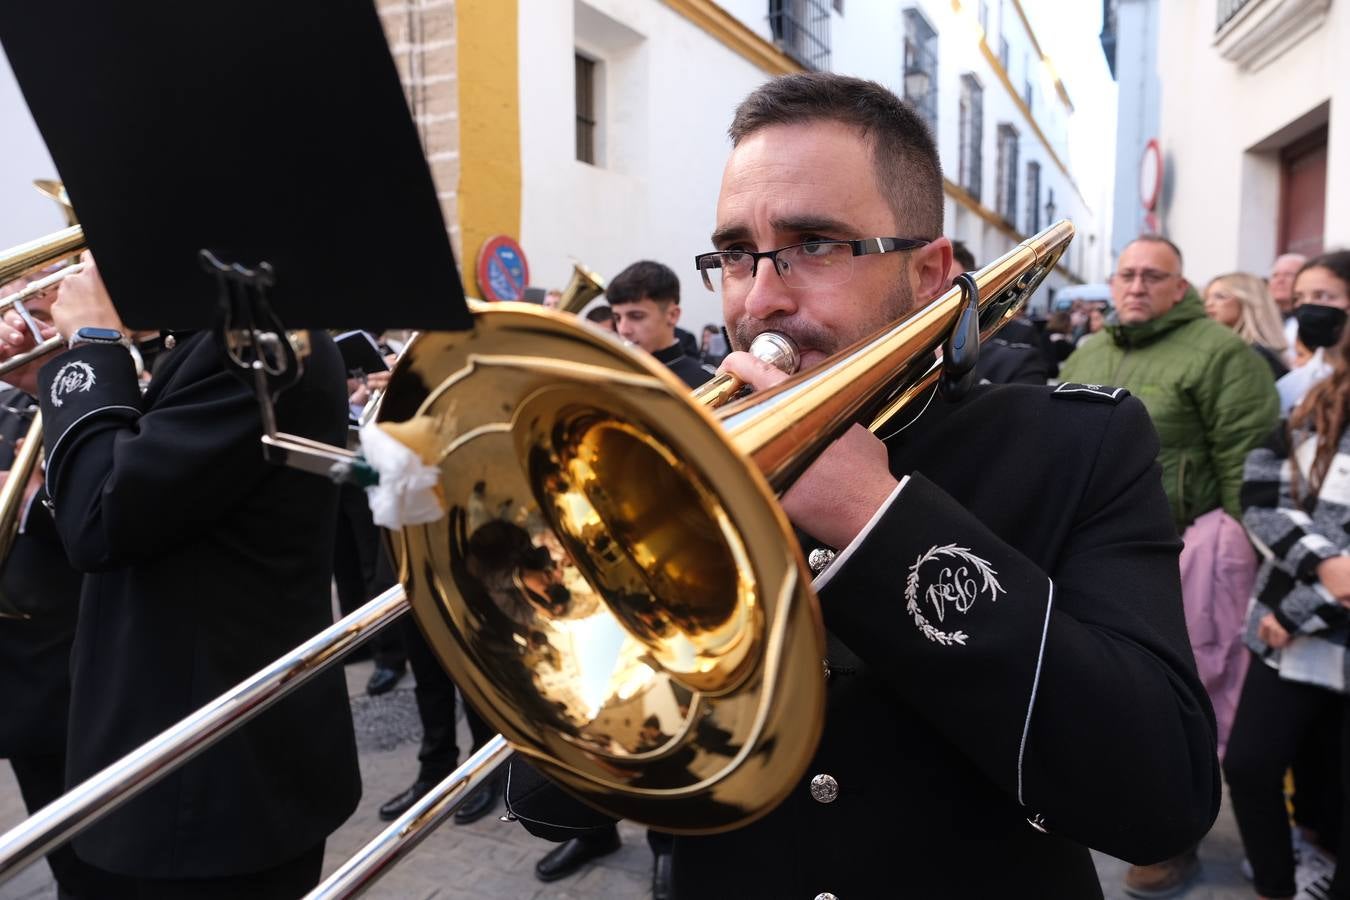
(67, 326, 128, 350)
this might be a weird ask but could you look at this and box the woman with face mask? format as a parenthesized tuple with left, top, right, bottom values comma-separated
(1227, 251, 1350, 900)
(1275, 253, 1350, 415)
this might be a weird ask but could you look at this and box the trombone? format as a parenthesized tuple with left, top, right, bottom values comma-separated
(0, 185, 86, 618)
(0, 225, 85, 378)
(0, 222, 1075, 896)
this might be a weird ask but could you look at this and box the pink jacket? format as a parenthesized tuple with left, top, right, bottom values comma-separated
(1179, 507, 1257, 759)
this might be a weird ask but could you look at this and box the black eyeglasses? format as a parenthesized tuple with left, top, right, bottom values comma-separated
(694, 237, 931, 292)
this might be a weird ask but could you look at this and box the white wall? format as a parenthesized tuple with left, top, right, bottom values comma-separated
(1158, 0, 1350, 281)
(0, 50, 64, 254)
(519, 0, 775, 332)
(1111, 0, 1160, 261)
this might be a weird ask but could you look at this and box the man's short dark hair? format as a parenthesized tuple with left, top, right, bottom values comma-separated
(951, 240, 976, 272)
(1128, 234, 1185, 271)
(584, 304, 614, 323)
(607, 261, 680, 306)
(729, 72, 944, 239)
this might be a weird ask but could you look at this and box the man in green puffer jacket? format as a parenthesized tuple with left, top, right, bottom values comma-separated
(1061, 236, 1278, 533)
(1060, 234, 1277, 899)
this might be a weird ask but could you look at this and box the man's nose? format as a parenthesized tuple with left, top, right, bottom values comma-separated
(741, 255, 798, 320)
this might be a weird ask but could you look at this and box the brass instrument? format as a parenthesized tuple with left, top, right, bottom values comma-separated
(0, 223, 1074, 898)
(0, 184, 83, 617)
(0, 182, 86, 377)
(556, 261, 605, 314)
(691, 331, 800, 406)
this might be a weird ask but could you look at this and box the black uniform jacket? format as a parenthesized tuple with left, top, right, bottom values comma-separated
(0, 390, 82, 757)
(36, 331, 361, 878)
(975, 336, 1051, 385)
(653, 341, 714, 389)
(512, 382, 1219, 899)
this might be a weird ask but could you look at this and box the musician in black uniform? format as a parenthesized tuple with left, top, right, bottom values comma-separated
(0, 379, 129, 898)
(0, 253, 361, 898)
(955, 242, 1049, 386)
(510, 73, 1218, 898)
(607, 261, 714, 389)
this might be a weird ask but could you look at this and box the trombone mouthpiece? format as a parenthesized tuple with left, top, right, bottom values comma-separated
(748, 331, 800, 374)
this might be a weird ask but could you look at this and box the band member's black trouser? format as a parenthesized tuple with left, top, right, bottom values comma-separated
(334, 483, 406, 671)
(404, 615, 494, 782)
(1225, 655, 1350, 899)
(9, 752, 130, 899)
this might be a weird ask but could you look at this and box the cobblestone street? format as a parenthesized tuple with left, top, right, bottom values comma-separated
(2, 659, 1255, 899)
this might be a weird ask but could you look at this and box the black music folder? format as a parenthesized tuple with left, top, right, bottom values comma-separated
(0, 0, 470, 333)
(335, 330, 389, 378)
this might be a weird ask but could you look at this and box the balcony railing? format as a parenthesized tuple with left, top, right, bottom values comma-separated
(769, 0, 832, 71)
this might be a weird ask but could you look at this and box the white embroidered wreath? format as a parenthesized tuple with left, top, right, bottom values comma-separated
(904, 543, 1005, 646)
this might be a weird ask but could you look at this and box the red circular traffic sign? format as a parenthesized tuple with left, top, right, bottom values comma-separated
(1140, 139, 1163, 212)
(475, 235, 531, 301)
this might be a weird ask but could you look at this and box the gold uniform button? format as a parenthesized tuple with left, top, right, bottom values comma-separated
(809, 773, 839, 803)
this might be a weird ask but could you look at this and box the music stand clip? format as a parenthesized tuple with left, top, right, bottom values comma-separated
(200, 249, 377, 486)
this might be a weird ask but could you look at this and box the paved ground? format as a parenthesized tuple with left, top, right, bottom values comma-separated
(1, 658, 1256, 899)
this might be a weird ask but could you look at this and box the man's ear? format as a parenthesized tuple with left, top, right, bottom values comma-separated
(915, 237, 954, 303)
(667, 302, 682, 328)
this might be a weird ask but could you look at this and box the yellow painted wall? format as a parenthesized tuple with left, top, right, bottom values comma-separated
(456, 0, 522, 292)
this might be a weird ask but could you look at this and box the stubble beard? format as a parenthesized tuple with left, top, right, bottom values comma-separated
(730, 277, 916, 365)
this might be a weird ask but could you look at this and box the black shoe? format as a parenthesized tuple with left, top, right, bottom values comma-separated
(652, 851, 673, 900)
(365, 665, 405, 696)
(534, 832, 622, 882)
(452, 778, 501, 825)
(378, 779, 435, 821)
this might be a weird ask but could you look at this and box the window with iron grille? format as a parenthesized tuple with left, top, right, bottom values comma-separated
(1025, 161, 1041, 235)
(575, 53, 597, 165)
(769, 0, 832, 71)
(903, 9, 938, 133)
(997, 0, 1010, 69)
(958, 74, 984, 202)
(1024, 54, 1034, 110)
(995, 124, 1019, 226)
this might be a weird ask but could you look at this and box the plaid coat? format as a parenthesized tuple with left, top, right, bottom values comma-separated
(1241, 424, 1350, 692)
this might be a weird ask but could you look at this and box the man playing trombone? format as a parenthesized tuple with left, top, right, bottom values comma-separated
(0, 254, 361, 898)
(511, 72, 1219, 899)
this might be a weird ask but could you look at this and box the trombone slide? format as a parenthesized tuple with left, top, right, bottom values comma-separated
(0, 586, 410, 884)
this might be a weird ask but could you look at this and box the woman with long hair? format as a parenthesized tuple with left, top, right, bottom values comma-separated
(1225, 251, 1350, 900)
(1276, 252, 1350, 414)
(1204, 272, 1290, 378)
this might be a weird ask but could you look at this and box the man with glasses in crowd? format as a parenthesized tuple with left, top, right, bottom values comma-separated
(1062, 235, 1278, 896)
(511, 73, 1219, 898)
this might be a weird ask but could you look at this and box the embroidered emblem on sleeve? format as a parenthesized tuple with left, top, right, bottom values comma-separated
(1051, 382, 1130, 404)
(50, 361, 97, 408)
(905, 544, 1005, 646)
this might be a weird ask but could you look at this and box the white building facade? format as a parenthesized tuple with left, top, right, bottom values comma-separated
(0, 56, 63, 251)
(2, 0, 1110, 327)
(1157, 0, 1347, 281)
(520, 0, 1110, 327)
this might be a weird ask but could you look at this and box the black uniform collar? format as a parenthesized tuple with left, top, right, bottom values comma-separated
(652, 341, 687, 365)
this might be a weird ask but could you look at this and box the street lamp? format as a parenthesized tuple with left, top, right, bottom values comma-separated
(904, 66, 930, 100)
(1044, 189, 1057, 226)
